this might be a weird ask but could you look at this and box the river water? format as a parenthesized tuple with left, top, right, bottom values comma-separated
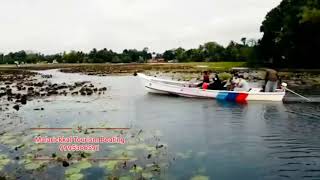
(1, 69, 320, 180)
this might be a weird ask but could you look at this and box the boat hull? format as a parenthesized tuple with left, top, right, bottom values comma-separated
(138, 73, 285, 102)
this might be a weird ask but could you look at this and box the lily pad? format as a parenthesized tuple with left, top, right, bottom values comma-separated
(25, 162, 42, 170)
(125, 145, 138, 151)
(0, 135, 18, 145)
(66, 173, 84, 180)
(30, 144, 46, 151)
(0, 154, 10, 170)
(100, 160, 119, 171)
(129, 166, 143, 173)
(142, 172, 154, 178)
(75, 161, 91, 169)
(190, 175, 209, 180)
(176, 150, 192, 159)
(65, 167, 81, 176)
(119, 176, 132, 180)
(65, 161, 91, 178)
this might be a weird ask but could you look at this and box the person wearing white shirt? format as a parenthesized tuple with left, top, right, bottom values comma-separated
(233, 75, 250, 92)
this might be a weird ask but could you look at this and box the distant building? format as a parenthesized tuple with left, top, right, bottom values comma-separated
(168, 59, 178, 63)
(147, 58, 165, 63)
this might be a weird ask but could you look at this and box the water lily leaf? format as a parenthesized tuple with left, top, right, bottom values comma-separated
(65, 167, 81, 176)
(66, 173, 84, 180)
(65, 161, 91, 178)
(74, 161, 91, 169)
(108, 145, 117, 149)
(0, 154, 10, 170)
(142, 172, 153, 178)
(129, 166, 143, 173)
(176, 150, 192, 159)
(136, 143, 148, 149)
(100, 160, 119, 171)
(30, 144, 46, 151)
(176, 152, 188, 159)
(159, 162, 169, 168)
(121, 151, 135, 158)
(190, 175, 209, 180)
(119, 176, 132, 180)
(25, 162, 42, 170)
(145, 146, 156, 152)
(125, 145, 138, 151)
(0, 135, 18, 145)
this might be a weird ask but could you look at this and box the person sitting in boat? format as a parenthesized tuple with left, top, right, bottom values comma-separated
(197, 71, 210, 87)
(208, 74, 223, 90)
(233, 75, 250, 91)
(224, 73, 239, 90)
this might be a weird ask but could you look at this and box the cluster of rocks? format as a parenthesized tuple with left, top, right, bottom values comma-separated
(0, 71, 108, 112)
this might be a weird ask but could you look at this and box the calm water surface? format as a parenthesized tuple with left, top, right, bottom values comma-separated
(1, 69, 320, 180)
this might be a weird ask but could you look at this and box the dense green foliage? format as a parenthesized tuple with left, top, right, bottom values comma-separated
(162, 40, 255, 62)
(257, 0, 320, 68)
(0, 41, 254, 64)
(0, 48, 152, 64)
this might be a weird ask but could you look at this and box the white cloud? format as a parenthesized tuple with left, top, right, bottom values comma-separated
(0, 0, 281, 54)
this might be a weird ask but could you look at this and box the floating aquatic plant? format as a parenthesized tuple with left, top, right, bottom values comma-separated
(25, 162, 42, 170)
(65, 160, 92, 179)
(142, 172, 154, 178)
(190, 175, 209, 180)
(0, 134, 18, 146)
(176, 150, 193, 159)
(66, 173, 84, 180)
(0, 154, 10, 170)
(99, 160, 120, 171)
(119, 176, 131, 180)
(129, 165, 143, 173)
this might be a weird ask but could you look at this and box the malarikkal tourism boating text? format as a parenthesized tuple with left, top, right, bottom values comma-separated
(33, 136, 125, 152)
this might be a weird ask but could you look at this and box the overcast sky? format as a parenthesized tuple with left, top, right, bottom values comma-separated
(0, 0, 281, 54)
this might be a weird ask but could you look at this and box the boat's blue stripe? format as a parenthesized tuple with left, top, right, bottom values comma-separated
(226, 92, 238, 101)
(216, 92, 228, 100)
(217, 92, 244, 102)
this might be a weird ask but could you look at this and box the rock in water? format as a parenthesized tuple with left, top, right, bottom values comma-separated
(13, 104, 19, 111)
(62, 160, 69, 167)
(67, 153, 72, 159)
(21, 95, 27, 105)
(6, 89, 12, 96)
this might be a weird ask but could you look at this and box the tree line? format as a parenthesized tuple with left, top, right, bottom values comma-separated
(0, 0, 319, 68)
(0, 40, 255, 65)
(0, 48, 152, 64)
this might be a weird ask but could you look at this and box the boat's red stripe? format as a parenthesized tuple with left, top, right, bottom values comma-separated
(236, 93, 248, 102)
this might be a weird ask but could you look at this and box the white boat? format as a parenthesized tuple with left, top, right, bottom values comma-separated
(138, 73, 286, 102)
(137, 73, 195, 86)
